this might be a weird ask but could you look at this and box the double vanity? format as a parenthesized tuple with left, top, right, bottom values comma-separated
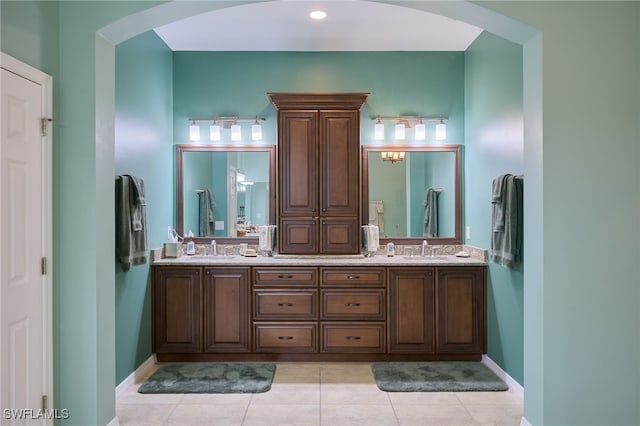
(151, 246, 487, 363)
(157, 93, 485, 363)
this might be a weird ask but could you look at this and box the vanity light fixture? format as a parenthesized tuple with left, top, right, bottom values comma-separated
(394, 120, 406, 140)
(188, 116, 266, 142)
(435, 119, 447, 140)
(414, 120, 426, 140)
(189, 120, 200, 141)
(230, 121, 242, 141)
(251, 118, 263, 141)
(381, 151, 405, 163)
(209, 120, 221, 141)
(372, 116, 448, 141)
(374, 118, 385, 140)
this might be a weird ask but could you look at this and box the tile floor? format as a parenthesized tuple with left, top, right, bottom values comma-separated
(115, 363, 523, 426)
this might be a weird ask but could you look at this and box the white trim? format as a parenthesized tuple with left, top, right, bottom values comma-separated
(482, 356, 528, 425)
(1, 51, 54, 423)
(481, 355, 524, 400)
(115, 354, 157, 399)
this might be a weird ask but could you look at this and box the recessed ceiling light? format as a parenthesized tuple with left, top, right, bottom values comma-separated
(309, 10, 327, 20)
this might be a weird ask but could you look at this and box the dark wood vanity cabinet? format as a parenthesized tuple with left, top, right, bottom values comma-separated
(388, 266, 486, 355)
(270, 93, 368, 254)
(153, 266, 202, 353)
(388, 268, 436, 353)
(153, 263, 486, 361)
(436, 267, 486, 354)
(203, 267, 250, 353)
(152, 266, 251, 356)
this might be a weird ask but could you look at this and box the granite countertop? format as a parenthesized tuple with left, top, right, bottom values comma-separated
(151, 245, 487, 267)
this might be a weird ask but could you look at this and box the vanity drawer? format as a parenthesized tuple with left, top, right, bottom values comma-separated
(321, 323, 385, 353)
(320, 268, 385, 287)
(321, 290, 385, 320)
(254, 268, 318, 287)
(254, 322, 317, 352)
(254, 291, 318, 320)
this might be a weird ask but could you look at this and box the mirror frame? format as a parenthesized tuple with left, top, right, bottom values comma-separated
(361, 144, 462, 245)
(176, 144, 276, 243)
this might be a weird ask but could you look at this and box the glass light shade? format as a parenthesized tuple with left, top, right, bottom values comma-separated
(189, 123, 200, 141)
(435, 122, 447, 140)
(381, 152, 388, 161)
(251, 123, 262, 141)
(374, 122, 385, 140)
(209, 123, 221, 141)
(414, 122, 426, 140)
(231, 124, 242, 141)
(395, 122, 405, 140)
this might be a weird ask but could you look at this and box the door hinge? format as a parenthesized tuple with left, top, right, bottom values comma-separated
(42, 395, 47, 410)
(41, 257, 47, 275)
(41, 117, 52, 137)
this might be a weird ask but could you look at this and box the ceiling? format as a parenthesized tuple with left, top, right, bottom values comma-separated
(153, 1, 483, 52)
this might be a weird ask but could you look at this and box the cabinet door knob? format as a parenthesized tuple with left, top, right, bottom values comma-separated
(277, 275, 293, 279)
(345, 336, 361, 340)
(322, 208, 326, 212)
(345, 302, 361, 307)
(277, 302, 294, 307)
(345, 275, 360, 280)
(278, 336, 294, 340)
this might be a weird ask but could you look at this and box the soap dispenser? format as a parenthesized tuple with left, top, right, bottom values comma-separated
(185, 230, 196, 255)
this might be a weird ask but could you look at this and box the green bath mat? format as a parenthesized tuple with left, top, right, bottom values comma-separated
(138, 362, 276, 394)
(371, 362, 508, 392)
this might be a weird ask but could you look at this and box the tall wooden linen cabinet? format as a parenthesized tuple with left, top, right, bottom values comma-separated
(268, 93, 369, 254)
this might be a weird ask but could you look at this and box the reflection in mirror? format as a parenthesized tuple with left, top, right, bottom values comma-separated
(362, 145, 462, 244)
(176, 145, 275, 240)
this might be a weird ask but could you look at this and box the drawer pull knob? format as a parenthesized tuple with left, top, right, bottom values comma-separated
(278, 336, 294, 340)
(345, 336, 361, 340)
(277, 303, 294, 307)
(346, 302, 361, 307)
(345, 275, 361, 280)
(277, 275, 293, 279)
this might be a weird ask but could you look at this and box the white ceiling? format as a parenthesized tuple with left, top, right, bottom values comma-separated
(153, 0, 483, 52)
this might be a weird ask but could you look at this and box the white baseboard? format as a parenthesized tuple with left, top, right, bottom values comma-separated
(115, 354, 157, 399)
(481, 356, 529, 425)
(481, 355, 524, 400)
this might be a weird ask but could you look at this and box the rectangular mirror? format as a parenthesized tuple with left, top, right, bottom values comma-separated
(361, 145, 462, 244)
(176, 144, 276, 241)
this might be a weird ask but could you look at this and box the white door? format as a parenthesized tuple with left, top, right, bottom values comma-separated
(1, 54, 52, 422)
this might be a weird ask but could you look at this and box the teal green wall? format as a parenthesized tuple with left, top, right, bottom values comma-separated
(172, 51, 465, 146)
(114, 30, 173, 385)
(0, 1, 59, 76)
(464, 32, 524, 385)
(482, 2, 640, 424)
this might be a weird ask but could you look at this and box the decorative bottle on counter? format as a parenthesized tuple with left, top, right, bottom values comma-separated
(386, 242, 395, 257)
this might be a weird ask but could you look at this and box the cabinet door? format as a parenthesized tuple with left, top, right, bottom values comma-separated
(319, 110, 359, 216)
(388, 268, 435, 353)
(203, 267, 250, 352)
(436, 267, 485, 354)
(153, 266, 201, 353)
(321, 217, 360, 254)
(279, 110, 318, 216)
(280, 218, 318, 254)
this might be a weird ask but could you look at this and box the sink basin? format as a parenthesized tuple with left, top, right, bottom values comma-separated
(401, 256, 451, 261)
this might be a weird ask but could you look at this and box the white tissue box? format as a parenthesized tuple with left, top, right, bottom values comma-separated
(164, 242, 180, 258)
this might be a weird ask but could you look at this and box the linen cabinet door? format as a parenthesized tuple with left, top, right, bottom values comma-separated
(436, 267, 486, 355)
(153, 266, 202, 354)
(203, 267, 250, 352)
(278, 110, 318, 216)
(388, 268, 436, 353)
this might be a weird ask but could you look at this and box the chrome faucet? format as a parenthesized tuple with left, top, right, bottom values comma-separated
(421, 240, 429, 257)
